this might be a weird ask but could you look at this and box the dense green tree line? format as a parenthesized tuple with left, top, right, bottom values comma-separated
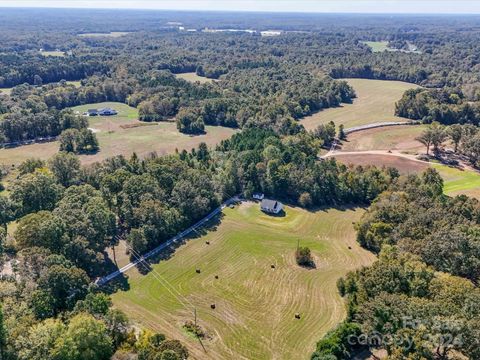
(395, 88, 480, 125)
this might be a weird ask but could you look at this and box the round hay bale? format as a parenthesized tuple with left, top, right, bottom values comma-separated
(295, 313, 301, 319)
(205, 241, 210, 245)
(271, 264, 275, 269)
(196, 269, 201, 274)
(210, 303, 216, 309)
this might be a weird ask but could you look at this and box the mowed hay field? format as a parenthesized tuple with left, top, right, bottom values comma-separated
(0, 102, 236, 166)
(340, 125, 426, 153)
(434, 164, 480, 199)
(301, 78, 420, 130)
(111, 203, 375, 360)
(333, 153, 429, 174)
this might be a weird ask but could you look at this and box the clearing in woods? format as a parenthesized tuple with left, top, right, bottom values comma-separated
(339, 125, 426, 153)
(0, 102, 236, 166)
(301, 78, 420, 130)
(39, 50, 65, 57)
(174, 72, 216, 84)
(361, 40, 390, 52)
(0, 88, 12, 95)
(111, 203, 375, 360)
(77, 32, 131, 37)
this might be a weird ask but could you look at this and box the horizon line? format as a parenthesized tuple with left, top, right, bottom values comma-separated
(1, 6, 480, 15)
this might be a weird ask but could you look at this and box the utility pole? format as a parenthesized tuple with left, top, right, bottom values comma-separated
(297, 239, 300, 252)
(194, 308, 197, 327)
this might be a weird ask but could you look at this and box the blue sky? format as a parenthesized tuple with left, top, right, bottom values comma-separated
(1, 1, 479, 14)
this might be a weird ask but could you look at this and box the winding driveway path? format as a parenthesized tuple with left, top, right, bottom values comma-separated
(97, 196, 239, 285)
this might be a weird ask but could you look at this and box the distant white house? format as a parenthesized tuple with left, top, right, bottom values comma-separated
(253, 193, 265, 200)
(260, 199, 284, 214)
(83, 108, 117, 116)
(98, 108, 118, 116)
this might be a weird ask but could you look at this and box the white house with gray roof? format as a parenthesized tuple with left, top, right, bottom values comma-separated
(260, 199, 284, 214)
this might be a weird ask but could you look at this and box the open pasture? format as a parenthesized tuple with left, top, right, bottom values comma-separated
(174, 72, 216, 84)
(361, 40, 390, 52)
(340, 124, 426, 153)
(39, 50, 65, 57)
(433, 164, 480, 199)
(301, 78, 419, 130)
(0, 102, 236, 166)
(0, 88, 12, 95)
(111, 203, 375, 360)
(77, 31, 131, 37)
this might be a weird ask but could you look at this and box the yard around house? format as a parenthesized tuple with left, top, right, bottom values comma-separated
(0, 102, 237, 166)
(301, 78, 420, 130)
(111, 202, 375, 360)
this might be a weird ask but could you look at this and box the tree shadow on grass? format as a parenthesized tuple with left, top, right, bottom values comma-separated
(120, 212, 225, 278)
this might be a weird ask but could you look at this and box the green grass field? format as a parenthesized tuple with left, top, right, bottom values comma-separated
(361, 41, 390, 52)
(0, 102, 236, 166)
(111, 203, 375, 360)
(65, 81, 82, 88)
(434, 164, 480, 198)
(341, 125, 426, 153)
(361, 41, 421, 54)
(301, 78, 420, 130)
(0, 81, 80, 96)
(0, 88, 12, 95)
(77, 32, 131, 37)
(174, 72, 216, 84)
(39, 50, 65, 57)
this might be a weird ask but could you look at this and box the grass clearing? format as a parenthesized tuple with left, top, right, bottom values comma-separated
(340, 125, 426, 153)
(0, 88, 12, 95)
(301, 78, 420, 130)
(111, 203, 375, 360)
(361, 41, 421, 54)
(361, 41, 390, 52)
(0, 102, 236, 166)
(174, 72, 216, 84)
(433, 164, 480, 198)
(65, 81, 82, 88)
(40, 50, 65, 57)
(78, 32, 131, 37)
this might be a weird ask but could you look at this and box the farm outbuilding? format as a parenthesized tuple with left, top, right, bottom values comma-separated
(253, 193, 265, 200)
(260, 199, 284, 214)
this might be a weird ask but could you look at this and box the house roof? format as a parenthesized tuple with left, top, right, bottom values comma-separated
(87, 109, 98, 112)
(261, 199, 278, 209)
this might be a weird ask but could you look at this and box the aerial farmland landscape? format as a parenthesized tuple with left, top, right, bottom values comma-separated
(0, 1, 480, 360)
